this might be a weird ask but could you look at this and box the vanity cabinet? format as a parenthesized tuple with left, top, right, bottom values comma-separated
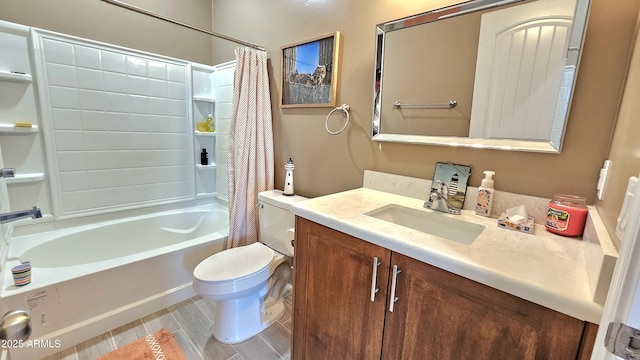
(292, 217, 597, 360)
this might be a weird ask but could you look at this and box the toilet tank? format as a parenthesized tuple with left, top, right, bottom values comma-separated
(258, 190, 307, 256)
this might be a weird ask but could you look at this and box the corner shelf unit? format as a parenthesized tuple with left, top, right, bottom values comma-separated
(192, 64, 217, 199)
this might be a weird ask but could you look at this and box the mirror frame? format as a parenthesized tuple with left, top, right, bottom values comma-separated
(371, 0, 590, 153)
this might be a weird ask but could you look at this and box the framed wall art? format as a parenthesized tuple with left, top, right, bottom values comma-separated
(280, 31, 341, 108)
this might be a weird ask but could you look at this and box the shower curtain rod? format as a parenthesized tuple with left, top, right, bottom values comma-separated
(100, 0, 266, 51)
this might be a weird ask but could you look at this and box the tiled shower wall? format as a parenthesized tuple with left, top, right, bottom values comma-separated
(34, 31, 193, 216)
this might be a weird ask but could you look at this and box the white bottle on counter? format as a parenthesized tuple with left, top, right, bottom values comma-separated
(476, 170, 495, 217)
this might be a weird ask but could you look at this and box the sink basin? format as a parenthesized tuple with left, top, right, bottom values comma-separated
(364, 204, 485, 244)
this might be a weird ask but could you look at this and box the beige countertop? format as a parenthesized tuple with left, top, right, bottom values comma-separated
(291, 187, 604, 324)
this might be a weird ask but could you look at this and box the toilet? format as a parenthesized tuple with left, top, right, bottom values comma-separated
(192, 190, 307, 344)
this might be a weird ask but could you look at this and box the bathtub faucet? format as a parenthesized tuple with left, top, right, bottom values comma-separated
(0, 207, 42, 224)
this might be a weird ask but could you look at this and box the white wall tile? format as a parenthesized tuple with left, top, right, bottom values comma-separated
(103, 92, 129, 113)
(87, 170, 113, 189)
(106, 113, 130, 131)
(57, 152, 86, 172)
(148, 60, 167, 80)
(167, 64, 184, 82)
(79, 89, 105, 111)
(46, 63, 77, 87)
(84, 151, 111, 170)
(54, 130, 84, 151)
(77, 68, 104, 90)
(126, 75, 148, 96)
(148, 79, 168, 98)
(41, 34, 193, 215)
(74, 45, 101, 70)
(103, 72, 127, 93)
(149, 97, 169, 116)
(81, 110, 107, 131)
(101, 51, 126, 73)
(126, 56, 147, 76)
(127, 95, 149, 114)
(83, 131, 109, 150)
(43, 39, 75, 65)
(51, 109, 83, 129)
(167, 99, 186, 117)
(168, 82, 186, 100)
(49, 87, 80, 109)
(59, 172, 88, 192)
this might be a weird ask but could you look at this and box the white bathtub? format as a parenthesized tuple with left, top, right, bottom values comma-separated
(0, 204, 228, 360)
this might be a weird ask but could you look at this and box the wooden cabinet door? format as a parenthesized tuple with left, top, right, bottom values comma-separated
(381, 252, 587, 360)
(292, 218, 391, 360)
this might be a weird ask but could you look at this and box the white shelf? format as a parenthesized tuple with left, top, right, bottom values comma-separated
(196, 164, 217, 170)
(0, 71, 32, 83)
(0, 123, 39, 134)
(195, 131, 216, 137)
(6, 173, 45, 184)
(193, 96, 215, 103)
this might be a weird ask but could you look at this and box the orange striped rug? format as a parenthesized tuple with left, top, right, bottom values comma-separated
(97, 328, 186, 360)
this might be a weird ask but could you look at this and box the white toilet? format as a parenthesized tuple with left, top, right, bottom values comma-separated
(192, 190, 307, 344)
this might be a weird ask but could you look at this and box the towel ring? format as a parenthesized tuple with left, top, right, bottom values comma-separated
(325, 104, 350, 135)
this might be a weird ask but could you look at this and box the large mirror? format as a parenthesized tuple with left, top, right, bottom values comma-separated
(372, 0, 591, 153)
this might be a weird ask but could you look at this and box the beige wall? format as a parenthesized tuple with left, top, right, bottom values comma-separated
(0, 0, 214, 65)
(598, 14, 640, 248)
(213, 0, 640, 203)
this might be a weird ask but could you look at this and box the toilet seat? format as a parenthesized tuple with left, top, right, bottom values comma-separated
(193, 242, 275, 298)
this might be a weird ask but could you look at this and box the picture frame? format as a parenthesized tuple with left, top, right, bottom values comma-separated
(426, 162, 472, 214)
(280, 31, 341, 108)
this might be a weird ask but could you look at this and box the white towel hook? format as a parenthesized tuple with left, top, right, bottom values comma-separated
(325, 104, 350, 135)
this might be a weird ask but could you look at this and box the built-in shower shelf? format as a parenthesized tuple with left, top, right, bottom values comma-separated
(6, 173, 45, 184)
(0, 123, 39, 134)
(194, 131, 216, 137)
(0, 71, 32, 83)
(193, 96, 215, 103)
(196, 163, 217, 170)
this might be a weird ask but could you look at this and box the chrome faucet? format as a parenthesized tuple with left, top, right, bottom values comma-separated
(0, 207, 42, 224)
(424, 181, 461, 215)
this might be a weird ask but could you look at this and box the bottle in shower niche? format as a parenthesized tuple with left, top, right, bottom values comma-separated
(206, 114, 215, 132)
(475, 170, 495, 217)
(200, 148, 209, 165)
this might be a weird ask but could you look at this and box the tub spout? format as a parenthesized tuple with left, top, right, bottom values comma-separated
(0, 207, 42, 224)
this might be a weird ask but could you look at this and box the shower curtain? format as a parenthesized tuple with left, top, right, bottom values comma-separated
(226, 47, 274, 249)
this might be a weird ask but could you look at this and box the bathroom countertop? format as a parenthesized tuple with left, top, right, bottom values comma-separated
(290, 187, 603, 324)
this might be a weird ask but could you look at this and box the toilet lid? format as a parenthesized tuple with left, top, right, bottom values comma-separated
(194, 242, 274, 282)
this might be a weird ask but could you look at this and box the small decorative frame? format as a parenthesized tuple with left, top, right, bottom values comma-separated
(427, 162, 472, 213)
(280, 31, 341, 108)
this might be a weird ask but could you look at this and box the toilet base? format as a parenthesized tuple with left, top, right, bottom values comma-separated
(212, 295, 286, 344)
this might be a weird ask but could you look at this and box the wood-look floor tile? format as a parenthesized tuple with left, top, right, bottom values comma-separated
(111, 319, 149, 348)
(40, 345, 78, 360)
(170, 298, 237, 360)
(233, 335, 281, 360)
(172, 328, 204, 360)
(75, 332, 115, 360)
(142, 308, 180, 333)
(259, 322, 291, 357)
(193, 296, 217, 322)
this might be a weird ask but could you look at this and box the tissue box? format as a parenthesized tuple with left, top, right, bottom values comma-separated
(497, 213, 535, 234)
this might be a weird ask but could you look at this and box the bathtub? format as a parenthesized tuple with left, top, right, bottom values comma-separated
(0, 203, 228, 360)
